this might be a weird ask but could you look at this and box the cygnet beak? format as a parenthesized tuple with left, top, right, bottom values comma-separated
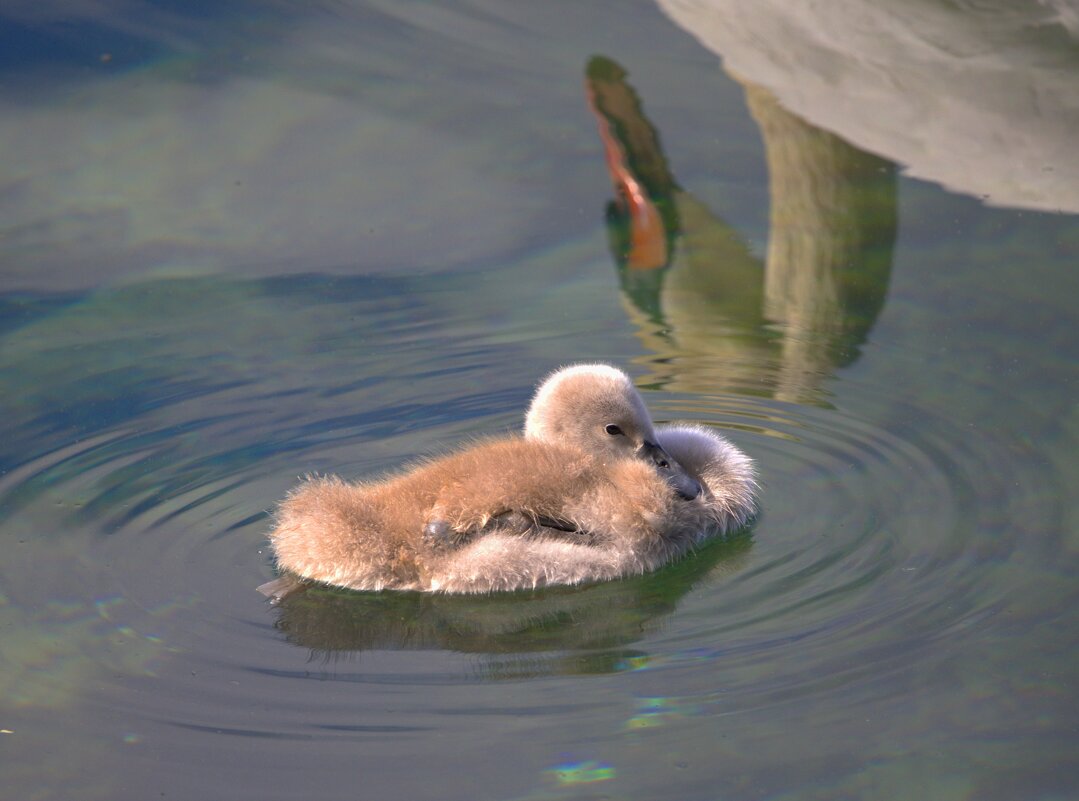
(638, 440, 703, 501)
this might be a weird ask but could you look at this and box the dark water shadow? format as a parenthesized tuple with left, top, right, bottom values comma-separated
(271, 531, 752, 676)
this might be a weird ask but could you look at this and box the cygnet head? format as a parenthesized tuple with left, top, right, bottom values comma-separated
(524, 364, 702, 500)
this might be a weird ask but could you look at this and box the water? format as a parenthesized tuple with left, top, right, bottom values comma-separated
(2, 2, 1078, 799)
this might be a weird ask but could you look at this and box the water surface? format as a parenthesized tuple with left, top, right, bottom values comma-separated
(2, 2, 1077, 800)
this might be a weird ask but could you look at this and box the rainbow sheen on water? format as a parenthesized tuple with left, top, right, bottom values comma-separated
(549, 760, 617, 785)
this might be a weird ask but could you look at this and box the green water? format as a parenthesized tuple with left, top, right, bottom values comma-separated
(1, 2, 1077, 799)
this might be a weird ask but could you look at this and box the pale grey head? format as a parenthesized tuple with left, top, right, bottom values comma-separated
(524, 364, 702, 500)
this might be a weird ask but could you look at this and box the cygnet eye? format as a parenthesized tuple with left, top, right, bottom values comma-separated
(604, 424, 624, 436)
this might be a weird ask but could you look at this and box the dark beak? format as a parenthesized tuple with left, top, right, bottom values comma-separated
(638, 440, 702, 501)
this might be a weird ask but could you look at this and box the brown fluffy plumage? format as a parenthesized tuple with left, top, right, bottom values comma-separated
(264, 364, 756, 594)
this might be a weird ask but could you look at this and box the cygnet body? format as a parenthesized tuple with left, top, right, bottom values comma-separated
(265, 363, 756, 594)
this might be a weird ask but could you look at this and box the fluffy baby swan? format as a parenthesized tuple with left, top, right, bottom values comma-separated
(263, 363, 756, 595)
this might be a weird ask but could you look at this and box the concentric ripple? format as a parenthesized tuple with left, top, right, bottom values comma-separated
(0, 353, 1054, 717)
(1, 266, 1074, 800)
(623, 380, 1063, 723)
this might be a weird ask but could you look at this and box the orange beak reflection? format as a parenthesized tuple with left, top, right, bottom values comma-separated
(586, 83, 669, 271)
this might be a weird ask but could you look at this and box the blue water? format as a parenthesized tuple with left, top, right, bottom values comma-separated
(2, 2, 1077, 799)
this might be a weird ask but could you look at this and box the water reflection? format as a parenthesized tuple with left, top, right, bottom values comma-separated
(587, 56, 895, 403)
(271, 534, 751, 675)
(1, 5, 1076, 800)
(0, 2, 597, 290)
